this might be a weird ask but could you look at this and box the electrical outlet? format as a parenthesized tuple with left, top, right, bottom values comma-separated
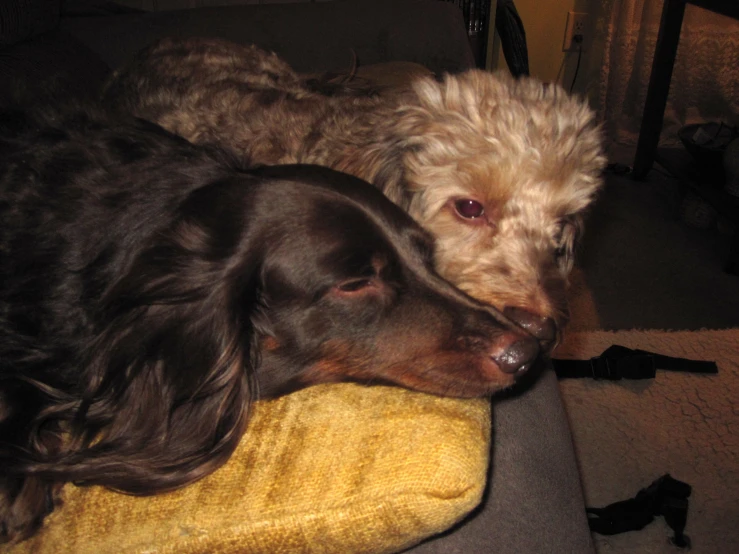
(562, 11, 588, 52)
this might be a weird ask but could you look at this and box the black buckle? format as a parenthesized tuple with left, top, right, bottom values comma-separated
(589, 356, 613, 379)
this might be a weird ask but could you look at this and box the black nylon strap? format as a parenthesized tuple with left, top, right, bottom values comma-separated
(553, 344, 718, 380)
(587, 474, 692, 548)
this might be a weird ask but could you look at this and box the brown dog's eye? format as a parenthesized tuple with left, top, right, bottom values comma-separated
(335, 278, 374, 293)
(454, 199, 484, 219)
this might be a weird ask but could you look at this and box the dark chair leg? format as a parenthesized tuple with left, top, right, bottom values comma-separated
(632, 0, 687, 180)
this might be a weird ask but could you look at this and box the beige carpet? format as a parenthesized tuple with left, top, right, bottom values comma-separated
(555, 328, 739, 553)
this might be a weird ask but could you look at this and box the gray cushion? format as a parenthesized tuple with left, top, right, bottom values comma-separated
(406, 368, 594, 553)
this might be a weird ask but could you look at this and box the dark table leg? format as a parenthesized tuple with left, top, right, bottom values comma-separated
(632, 0, 687, 180)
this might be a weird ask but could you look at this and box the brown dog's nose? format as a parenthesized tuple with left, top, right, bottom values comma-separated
(503, 306, 558, 349)
(491, 333, 540, 375)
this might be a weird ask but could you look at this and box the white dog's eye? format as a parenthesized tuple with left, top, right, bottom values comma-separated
(454, 199, 484, 219)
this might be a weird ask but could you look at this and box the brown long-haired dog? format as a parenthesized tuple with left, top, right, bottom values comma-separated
(0, 107, 539, 542)
(103, 37, 606, 350)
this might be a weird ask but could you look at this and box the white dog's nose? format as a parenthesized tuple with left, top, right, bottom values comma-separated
(503, 306, 558, 351)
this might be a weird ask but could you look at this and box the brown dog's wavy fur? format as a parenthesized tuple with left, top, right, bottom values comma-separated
(104, 37, 607, 347)
(0, 106, 539, 542)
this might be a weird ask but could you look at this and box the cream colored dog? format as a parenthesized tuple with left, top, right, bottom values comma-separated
(104, 37, 605, 350)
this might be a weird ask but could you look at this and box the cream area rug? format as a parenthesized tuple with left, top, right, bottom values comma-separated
(555, 328, 739, 553)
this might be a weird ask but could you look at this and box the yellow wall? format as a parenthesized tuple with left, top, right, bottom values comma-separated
(516, 0, 576, 83)
(492, 0, 606, 107)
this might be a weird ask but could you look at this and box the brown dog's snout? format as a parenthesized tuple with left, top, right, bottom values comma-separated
(490, 332, 540, 375)
(503, 306, 558, 351)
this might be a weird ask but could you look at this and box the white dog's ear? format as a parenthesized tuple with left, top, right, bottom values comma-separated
(557, 216, 584, 275)
(371, 152, 416, 210)
(334, 114, 424, 211)
(368, 85, 442, 210)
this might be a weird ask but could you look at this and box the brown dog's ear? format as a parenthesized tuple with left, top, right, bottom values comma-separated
(16, 179, 265, 495)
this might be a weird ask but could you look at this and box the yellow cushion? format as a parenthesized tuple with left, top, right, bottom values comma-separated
(8, 384, 491, 554)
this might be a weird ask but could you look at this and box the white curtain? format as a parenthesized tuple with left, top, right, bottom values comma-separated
(598, 0, 739, 146)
